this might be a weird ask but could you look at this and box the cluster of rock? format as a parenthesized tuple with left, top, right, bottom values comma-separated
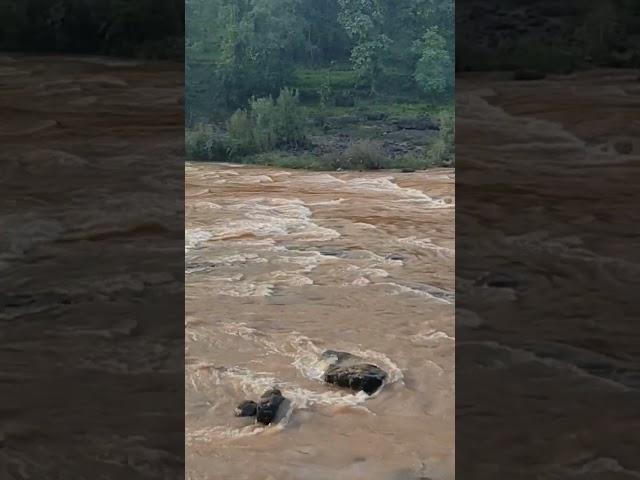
(233, 350, 388, 425)
(306, 113, 439, 163)
(321, 350, 387, 395)
(234, 388, 286, 425)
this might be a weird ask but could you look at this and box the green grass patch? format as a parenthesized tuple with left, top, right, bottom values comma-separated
(240, 152, 329, 170)
(302, 98, 447, 127)
(293, 67, 357, 91)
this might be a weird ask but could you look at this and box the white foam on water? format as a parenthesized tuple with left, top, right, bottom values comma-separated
(270, 271, 314, 287)
(505, 231, 640, 273)
(465, 341, 630, 391)
(292, 174, 449, 207)
(187, 423, 268, 443)
(214, 280, 274, 297)
(207, 198, 340, 243)
(345, 177, 428, 199)
(358, 250, 405, 267)
(185, 188, 209, 198)
(274, 249, 333, 272)
(341, 265, 390, 286)
(185, 229, 212, 254)
(411, 330, 455, 346)
(1, 217, 64, 260)
(346, 346, 405, 387)
(211, 253, 268, 265)
(307, 198, 345, 206)
(383, 282, 453, 304)
(399, 236, 454, 255)
(19, 149, 88, 168)
(358, 267, 389, 278)
(225, 367, 371, 409)
(572, 458, 640, 478)
(191, 201, 222, 210)
(216, 162, 247, 168)
(227, 174, 274, 184)
(349, 177, 451, 208)
(297, 173, 346, 186)
(353, 222, 377, 229)
(187, 365, 373, 442)
(459, 89, 586, 151)
(291, 333, 405, 390)
(220, 323, 405, 389)
(236, 238, 278, 248)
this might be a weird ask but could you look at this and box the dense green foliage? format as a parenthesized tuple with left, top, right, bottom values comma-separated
(414, 28, 454, 99)
(228, 88, 307, 156)
(187, 0, 454, 170)
(187, 0, 454, 120)
(0, 0, 183, 59)
(456, 0, 640, 73)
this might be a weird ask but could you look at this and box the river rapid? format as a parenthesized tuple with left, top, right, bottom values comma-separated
(186, 165, 455, 480)
(456, 70, 640, 479)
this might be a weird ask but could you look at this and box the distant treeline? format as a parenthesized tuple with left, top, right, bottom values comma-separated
(457, 0, 640, 73)
(0, 0, 184, 59)
(187, 0, 454, 114)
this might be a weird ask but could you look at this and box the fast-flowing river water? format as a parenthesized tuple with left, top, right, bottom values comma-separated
(456, 70, 640, 479)
(185, 165, 455, 480)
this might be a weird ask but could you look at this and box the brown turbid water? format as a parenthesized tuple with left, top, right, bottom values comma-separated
(185, 165, 455, 480)
(1, 55, 183, 478)
(456, 69, 640, 479)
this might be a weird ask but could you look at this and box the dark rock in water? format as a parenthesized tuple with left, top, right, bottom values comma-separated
(319, 250, 343, 257)
(614, 140, 633, 155)
(234, 400, 257, 417)
(401, 168, 416, 173)
(322, 350, 387, 395)
(475, 272, 518, 289)
(385, 254, 405, 261)
(256, 388, 285, 425)
(325, 364, 387, 395)
(513, 69, 546, 81)
(322, 349, 358, 363)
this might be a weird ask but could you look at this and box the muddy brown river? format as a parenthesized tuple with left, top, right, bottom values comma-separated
(456, 70, 640, 479)
(1, 55, 184, 477)
(185, 166, 455, 480)
(6, 52, 636, 480)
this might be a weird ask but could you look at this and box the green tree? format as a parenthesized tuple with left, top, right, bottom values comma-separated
(337, 0, 390, 93)
(414, 27, 453, 98)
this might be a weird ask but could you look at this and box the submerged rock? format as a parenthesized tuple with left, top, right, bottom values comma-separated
(256, 388, 286, 425)
(614, 140, 633, 155)
(322, 350, 387, 395)
(234, 400, 257, 417)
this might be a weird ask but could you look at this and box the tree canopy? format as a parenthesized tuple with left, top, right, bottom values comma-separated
(186, 0, 455, 119)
